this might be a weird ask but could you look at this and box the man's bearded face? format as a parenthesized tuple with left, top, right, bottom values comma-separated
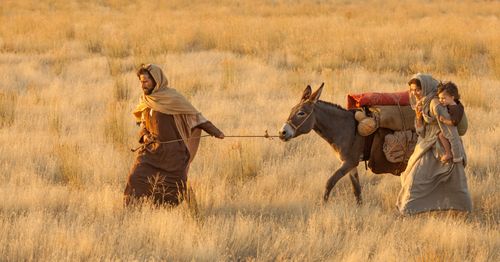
(140, 74, 155, 95)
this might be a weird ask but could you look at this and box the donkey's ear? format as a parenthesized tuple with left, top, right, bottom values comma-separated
(301, 85, 312, 102)
(309, 82, 324, 103)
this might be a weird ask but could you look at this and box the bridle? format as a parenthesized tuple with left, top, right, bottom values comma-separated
(286, 104, 315, 132)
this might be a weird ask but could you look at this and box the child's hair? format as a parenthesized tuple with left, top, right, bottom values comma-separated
(437, 81, 460, 101)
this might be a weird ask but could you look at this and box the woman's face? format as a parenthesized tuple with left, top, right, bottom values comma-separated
(409, 83, 423, 100)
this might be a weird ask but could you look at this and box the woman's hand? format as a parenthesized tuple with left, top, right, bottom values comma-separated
(415, 102, 423, 119)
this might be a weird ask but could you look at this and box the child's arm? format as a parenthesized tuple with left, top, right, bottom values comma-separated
(439, 115, 454, 126)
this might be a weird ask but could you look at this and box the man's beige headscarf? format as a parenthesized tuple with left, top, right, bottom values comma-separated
(133, 64, 207, 162)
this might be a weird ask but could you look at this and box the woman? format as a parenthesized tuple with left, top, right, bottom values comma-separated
(396, 73, 472, 215)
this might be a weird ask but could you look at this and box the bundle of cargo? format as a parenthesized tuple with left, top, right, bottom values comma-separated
(367, 128, 417, 175)
(369, 105, 416, 131)
(347, 91, 417, 175)
(347, 91, 410, 110)
(348, 91, 415, 134)
(383, 130, 417, 163)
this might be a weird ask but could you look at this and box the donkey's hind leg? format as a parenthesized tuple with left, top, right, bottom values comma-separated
(323, 162, 357, 202)
(349, 168, 362, 205)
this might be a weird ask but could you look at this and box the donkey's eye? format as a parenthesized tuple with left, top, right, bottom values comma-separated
(297, 111, 306, 117)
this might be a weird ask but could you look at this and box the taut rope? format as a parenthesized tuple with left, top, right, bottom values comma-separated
(130, 130, 280, 152)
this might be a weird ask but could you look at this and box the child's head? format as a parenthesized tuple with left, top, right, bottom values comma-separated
(437, 81, 460, 106)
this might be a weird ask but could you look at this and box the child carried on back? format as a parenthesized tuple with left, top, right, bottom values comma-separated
(437, 82, 465, 162)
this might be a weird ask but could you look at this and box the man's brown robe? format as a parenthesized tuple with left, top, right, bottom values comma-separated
(124, 64, 222, 207)
(124, 109, 221, 206)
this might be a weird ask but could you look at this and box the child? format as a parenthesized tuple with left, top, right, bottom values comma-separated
(437, 82, 464, 162)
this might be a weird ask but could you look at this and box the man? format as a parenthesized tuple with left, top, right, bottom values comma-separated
(124, 64, 224, 206)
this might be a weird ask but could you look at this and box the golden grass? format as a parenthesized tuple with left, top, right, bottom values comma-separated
(0, 0, 499, 260)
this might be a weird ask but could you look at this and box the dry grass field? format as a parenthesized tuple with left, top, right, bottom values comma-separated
(1, 0, 499, 260)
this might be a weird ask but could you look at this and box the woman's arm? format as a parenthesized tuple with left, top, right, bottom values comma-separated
(432, 100, 464, 162)
(438, 115, 454, 126)
(414, 102, 425, 137)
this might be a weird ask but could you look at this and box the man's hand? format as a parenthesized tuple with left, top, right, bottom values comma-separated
(214, 132, 225, 139)
(142, 134, 154, 144)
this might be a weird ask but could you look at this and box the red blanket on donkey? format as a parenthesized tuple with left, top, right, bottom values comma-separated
(347, 91, 410, 110)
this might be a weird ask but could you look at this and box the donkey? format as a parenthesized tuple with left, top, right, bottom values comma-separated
(279, 83, 366, 204)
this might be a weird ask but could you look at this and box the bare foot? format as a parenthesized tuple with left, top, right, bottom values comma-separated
(440, 153, 452, 163)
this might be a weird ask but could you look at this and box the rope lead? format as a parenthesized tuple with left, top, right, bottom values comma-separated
(130, 130, 280, 152)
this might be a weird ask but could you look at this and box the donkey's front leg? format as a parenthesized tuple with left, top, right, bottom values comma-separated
(323, 161, 357, 202)
(348, 168, 362, 205)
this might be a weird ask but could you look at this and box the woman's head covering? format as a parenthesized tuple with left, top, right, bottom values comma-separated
(408, 73, 439, 122)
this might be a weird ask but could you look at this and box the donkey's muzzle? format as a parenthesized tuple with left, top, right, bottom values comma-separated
(279, 123, 294, 141)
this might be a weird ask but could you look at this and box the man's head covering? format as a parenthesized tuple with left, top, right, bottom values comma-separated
(133, 64, 207, 163)
(133, 64, 199, 122)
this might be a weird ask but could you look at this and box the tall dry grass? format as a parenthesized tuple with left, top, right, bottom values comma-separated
(1, 0, 499, 261)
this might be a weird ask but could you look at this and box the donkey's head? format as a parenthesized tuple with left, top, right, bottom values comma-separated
(279, 83, 324, 141)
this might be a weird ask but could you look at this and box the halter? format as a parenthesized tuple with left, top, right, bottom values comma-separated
(286, 105, 315, 132)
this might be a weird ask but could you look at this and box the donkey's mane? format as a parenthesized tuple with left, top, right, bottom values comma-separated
(317, 100, 349, 112)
